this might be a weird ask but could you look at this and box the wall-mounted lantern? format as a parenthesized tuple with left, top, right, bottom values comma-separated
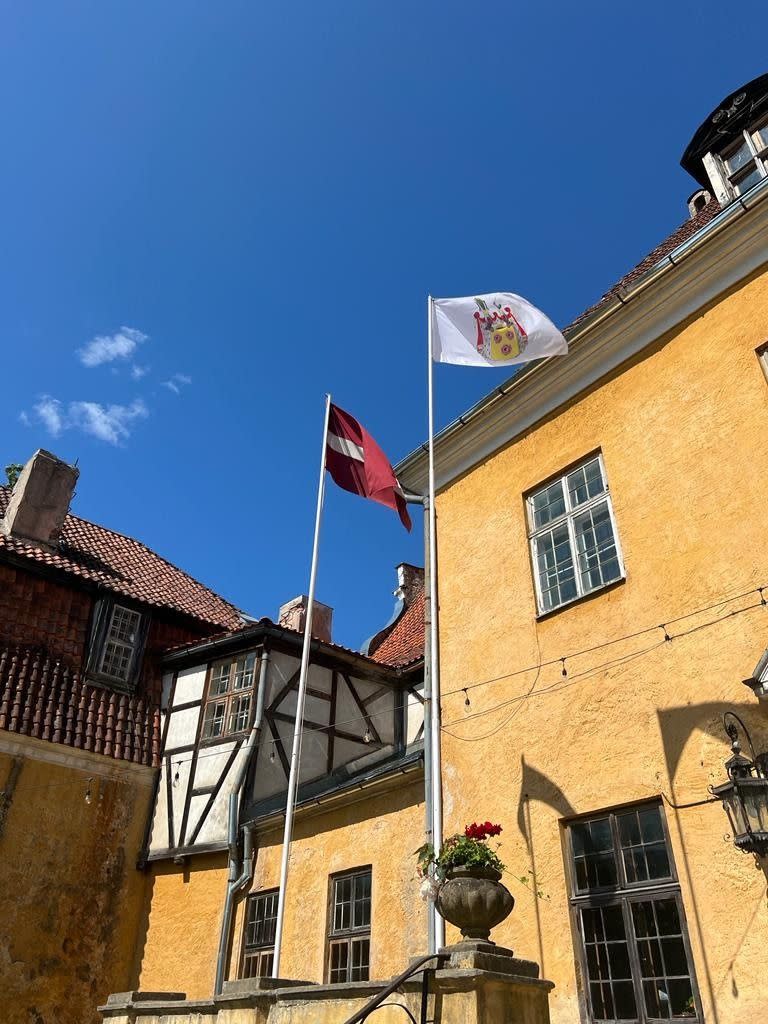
(711, 712, 768, 858)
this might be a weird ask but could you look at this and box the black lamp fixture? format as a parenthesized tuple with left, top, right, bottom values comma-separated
(710, 712, 768, 858)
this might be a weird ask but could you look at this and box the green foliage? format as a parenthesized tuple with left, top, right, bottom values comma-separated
(4, 463, 23, 488)
(415, 833, 505, 882)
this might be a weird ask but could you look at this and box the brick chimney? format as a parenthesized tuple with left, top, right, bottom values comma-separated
(278, 596, 333, 643)
(1, 450, 79, 551)
(394, 563, 424, 607)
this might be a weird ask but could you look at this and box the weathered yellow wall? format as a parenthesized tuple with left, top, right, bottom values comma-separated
(234, 776, 426, 984)
(138, 851, 230, 998)
(434, 266, 768, 1024)
(0, 738, 154, 1024)
(138, 774, 426, 998)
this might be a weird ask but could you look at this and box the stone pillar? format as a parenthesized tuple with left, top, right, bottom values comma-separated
(434, 940, 553, 1024)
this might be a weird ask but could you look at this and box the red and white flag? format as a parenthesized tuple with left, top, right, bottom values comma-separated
(325, 404, 412, 531)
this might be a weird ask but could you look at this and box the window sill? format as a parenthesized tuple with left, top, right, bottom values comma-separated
(535, 575, 627, 622)
(86, 673, 138, 695)
(198, 730, 250, 748)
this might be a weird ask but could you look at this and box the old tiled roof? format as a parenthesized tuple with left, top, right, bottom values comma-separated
(369, 585, 425, 668)
(0, 487, 241, 630)
(0, 640, 160, 767)
(567, 198, 721, 333)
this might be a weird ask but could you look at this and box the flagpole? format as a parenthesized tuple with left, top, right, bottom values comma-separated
(272, 392, 332, 979)
(427, 296, 445, 950)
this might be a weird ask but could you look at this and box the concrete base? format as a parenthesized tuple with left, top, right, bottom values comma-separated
(441, 940, 540, 979)
(101, 943, 553, 1024)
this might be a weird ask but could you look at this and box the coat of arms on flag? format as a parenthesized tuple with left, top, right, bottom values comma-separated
(431, 292, 568, 368)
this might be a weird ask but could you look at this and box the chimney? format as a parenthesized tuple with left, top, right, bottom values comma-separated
(394, 563, 424, 608)
(1, 450, 79, 550)
(687, 188, 712, 219)
(278, 596, 333, 643)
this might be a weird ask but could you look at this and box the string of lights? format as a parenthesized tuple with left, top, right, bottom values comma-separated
(5, 578, 766, 798)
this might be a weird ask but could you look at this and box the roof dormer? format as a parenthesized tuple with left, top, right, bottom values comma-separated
(681, 72, 768, 207)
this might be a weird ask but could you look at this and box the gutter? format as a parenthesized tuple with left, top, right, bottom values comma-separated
(213, 647, 270, 996)
(162, 620, 402, 683)
(395, 175, 768, 481)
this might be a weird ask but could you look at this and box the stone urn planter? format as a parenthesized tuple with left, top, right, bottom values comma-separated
(436, 865, 514, 942)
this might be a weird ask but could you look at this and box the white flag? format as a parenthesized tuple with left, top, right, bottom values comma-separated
(432, 292, 568, 368)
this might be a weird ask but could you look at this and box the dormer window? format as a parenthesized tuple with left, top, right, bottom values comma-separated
(85, 597, 149, 692)
(719, 119, 768, 196)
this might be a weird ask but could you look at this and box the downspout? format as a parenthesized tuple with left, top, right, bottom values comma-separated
(214, 647, 269, 995)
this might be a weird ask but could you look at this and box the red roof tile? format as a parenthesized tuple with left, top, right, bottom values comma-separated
(0, 486, 241, 630)
(369, 584, 425, 668)
(567, 198, 721, 333)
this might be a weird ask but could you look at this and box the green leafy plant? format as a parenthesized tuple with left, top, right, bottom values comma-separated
(4, 464, 23, 488)
(416, 820, 505, 882)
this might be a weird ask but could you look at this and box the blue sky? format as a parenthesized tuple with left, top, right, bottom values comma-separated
(1, 3, 766, 647)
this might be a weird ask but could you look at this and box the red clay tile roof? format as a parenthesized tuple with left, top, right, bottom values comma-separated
(0, 639, 160, 766)
(0, 486, 242, 630)
(369, 584, 425, 668)
(567, 198, 721, 333)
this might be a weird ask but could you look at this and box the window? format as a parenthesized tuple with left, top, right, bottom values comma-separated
(99, 605, 142, 682)
(201, 652, 257, 740)
(757, 341, 768, 385)
(327, 868, 372, 983)
(567, 803, 700, 1022)
(85, 598, 148, 691)
(241, 889, 278, 979)
(719, 117, 768, 196)
(527, 455, 623, 614)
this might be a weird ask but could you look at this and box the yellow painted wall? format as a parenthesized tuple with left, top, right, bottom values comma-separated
(0, 740, 154, 1024)
(234, 775, 426, 984)
(138, 773, 426, 998)
(433, 266, 768, 1023)
(138, 851, 230, 998)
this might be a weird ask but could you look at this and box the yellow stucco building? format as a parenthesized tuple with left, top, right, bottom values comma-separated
(126, 72, 768, 1024)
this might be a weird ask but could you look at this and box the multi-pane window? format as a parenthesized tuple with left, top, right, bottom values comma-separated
(201, 652, 257, 740)
(527, 455, 623, 614)
(719, 118, 768, 196)
(567, 803, 700, 1022)
(328, 868, 372, 983)
(240, 889, 278, 979)
(99, 604, 143, 683)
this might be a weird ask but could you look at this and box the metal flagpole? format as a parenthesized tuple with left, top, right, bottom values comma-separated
(272, 392, 332, 979)
(426, 296, 445, 950)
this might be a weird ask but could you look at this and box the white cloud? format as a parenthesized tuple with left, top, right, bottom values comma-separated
(68, 399, 148, 444)
(161, 372, 192, 395)
(77, 326, 148, 368)
(130, 364, 149, 380)
(18, 411, 30, 427)
(33, 396, 64, 436)
(24, 396, 148, 446)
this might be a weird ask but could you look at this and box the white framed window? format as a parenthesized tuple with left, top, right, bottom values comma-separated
(240, 888, 279, 979)
(527, 454, 624, 615)
(717, 117, 768, 197)
(201, 651, 257, 740)
(99, 604, 143, 683)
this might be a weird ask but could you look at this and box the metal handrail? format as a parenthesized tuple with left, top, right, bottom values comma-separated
(341, 952, 449, 1024)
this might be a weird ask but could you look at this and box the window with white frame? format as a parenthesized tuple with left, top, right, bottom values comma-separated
(99, 604, 143, 683)
(718, 117, 768, 196)
(201, 651, 257, 740)
(527, 455, 623, 614)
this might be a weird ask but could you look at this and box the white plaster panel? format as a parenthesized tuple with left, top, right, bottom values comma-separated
(165, 705, 201, 751)
(148, 767, 170, 852)
(195, 790, 230, 845)
(194, 742, 238, 788)
(407, 690, 424, 746)
(172, 664, 208, 706)
(267, 651, 300, 697)
(184, 794, 210, 845)
(170, 757, 193, 844)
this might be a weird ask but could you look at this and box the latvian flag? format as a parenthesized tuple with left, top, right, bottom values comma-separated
(325, 404, 412, 531)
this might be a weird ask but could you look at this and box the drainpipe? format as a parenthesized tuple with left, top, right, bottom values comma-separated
(214, 647, 270, 995)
